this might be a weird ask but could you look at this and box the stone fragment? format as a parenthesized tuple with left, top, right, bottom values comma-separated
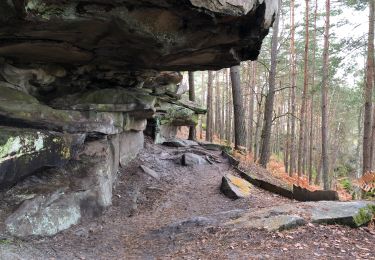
(181, 153, 208, 166)
(140, 165, 160, 180)
(221, 174, 252, 199)
(119, 131, 144, 167)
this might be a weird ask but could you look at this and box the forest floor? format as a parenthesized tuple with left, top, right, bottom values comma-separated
(1, 138, 374, 259)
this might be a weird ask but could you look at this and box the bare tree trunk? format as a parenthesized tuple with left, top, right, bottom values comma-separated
(206, 71, 213, 142)
(188, 71, 196, 140)
(221, 70, 226, 140)
(297, 0, 310, 177)
(225, 69, 232, 142)
(248, 62, 256, 152)
(321, 0, 330, 190)
(285, 87, 291, 173)
(309, 0, 318, 185)
(289, 0, 297, 177)
(230, 65, 247, 149)
(215, 72, 222, 141)
(199, 72, 205, 139)
(366, 0, 375, 173)
(259, 4, 280, 167)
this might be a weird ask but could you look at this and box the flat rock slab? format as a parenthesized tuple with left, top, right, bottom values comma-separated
(198, 142, 225, 151)
(221, 174, 252, 199)
(181, 153, 208, 166)
(223, 201, 375, 231)
(307, 201, 375, 227)
(227, 214, 306, 232)
(163, 138, 199, 148)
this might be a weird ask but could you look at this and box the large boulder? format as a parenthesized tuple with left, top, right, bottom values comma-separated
(0, 126, 84, 190)
(181, 153, 208, 166)
(5, 191, 82, 237)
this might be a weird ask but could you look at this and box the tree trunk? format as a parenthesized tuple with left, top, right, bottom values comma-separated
(297, 0, 310, 177)
(248, 62, 256, 153)
(259, 4, 280, 167)
(199, 72, 205, 139)
(365, 0, 375, 173)
(206, 71, 214, 142)
(230, 65, 247, 149)
(188, 71, 196, 140)
(225, 69, 232, 142)
(289, 0, 297, 177)
(309, 0, 318, 185)
(321, 0, 330, 190)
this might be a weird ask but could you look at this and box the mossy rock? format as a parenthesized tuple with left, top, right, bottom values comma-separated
(0, 86, 124, 134)
(0, 126, 84, 190)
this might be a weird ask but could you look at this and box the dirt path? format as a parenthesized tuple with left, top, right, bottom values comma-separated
(1, 141, 374, 259)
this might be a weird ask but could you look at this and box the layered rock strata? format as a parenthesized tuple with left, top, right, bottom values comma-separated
(0, 0, 278, 237)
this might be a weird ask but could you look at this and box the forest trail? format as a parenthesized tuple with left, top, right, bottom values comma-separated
(1, 140, 374, 259)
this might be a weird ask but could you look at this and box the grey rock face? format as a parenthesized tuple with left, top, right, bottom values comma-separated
(0, 86, 124, 135)
(308, 201, 375, 227)
(181, 153, 208, 166)
(5, 191, 81, 237)
(0, 0, 278, 71)
(3, 136, 125, 238)
(225, 201, 375, 231)
(0, 126, 85, 190)
(120, 131, 144, 167)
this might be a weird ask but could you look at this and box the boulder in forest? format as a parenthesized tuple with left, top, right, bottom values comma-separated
(221, 174, 252, 199)
(181, 153, 209, 166)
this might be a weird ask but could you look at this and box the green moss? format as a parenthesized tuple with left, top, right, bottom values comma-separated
(353, 205, 375, 227)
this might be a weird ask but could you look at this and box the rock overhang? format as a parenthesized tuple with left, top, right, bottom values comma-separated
(0, 0, 278, 71)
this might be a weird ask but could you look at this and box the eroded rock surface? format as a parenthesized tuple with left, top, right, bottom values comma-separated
(0, 0, 278, 238)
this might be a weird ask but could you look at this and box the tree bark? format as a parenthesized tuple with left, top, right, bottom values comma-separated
(206, 71, 214, 142)
(321, 0, 330, 190)
(297, 0, 310, 177)
(188, 71, 196, 140)
(365, 0, 375, 173)
(309, 0, 318, 185)
(289, 0, 297, 177)
(259, 3, 280, 167)
(230, 65, 247, 150)
(248, 62, 256, 153)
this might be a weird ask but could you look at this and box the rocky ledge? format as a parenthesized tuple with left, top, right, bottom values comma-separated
(0, 0, 279, 237)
